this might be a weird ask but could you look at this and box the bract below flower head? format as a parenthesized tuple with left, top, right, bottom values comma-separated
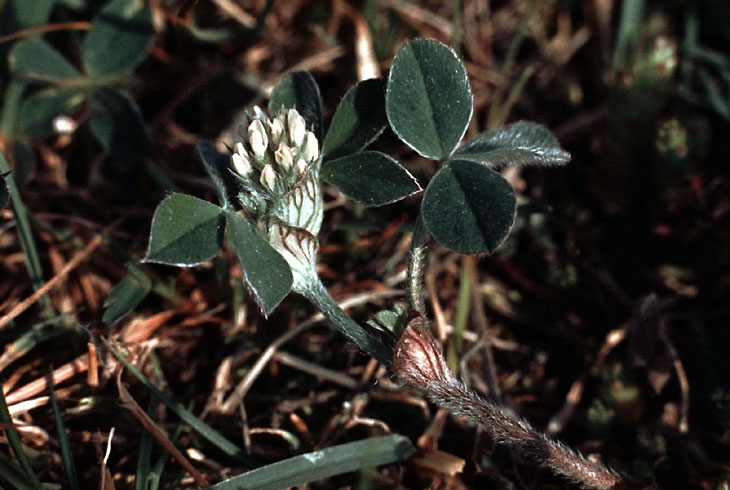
(231, 106, 324, 286)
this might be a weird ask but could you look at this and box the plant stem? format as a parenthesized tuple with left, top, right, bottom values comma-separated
(449, 254, 473, 369)
(297, 273, 392, 366)
(406, 215, 428, 316)
(433, 379, 628, 489)
(394, 318, 636, 490)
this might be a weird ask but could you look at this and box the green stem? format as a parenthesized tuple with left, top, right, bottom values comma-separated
(492, 64, 536, 131)
(0, 82, 53, 316)
(448, 255, 473, 370)
(487, 0, 537, 128)
(298, 273, 392, 366)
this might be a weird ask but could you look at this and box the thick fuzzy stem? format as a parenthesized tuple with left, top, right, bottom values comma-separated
(393, 316, 644, 490)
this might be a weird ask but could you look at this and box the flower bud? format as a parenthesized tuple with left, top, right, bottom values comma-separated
(260, 164, 277, 191)
(295, 158, 307, 176)
(230, 106, 324, 290)
(248, 120, 268, 159)
(274, 143, 294, 171)
(268, 118, 285, 148)
(393, 315, 454, 390)
(303, 131, 319, 162)
(232, 152, 252, 177)
(287, 110, 306, 147)
(252, 105, 267, 121)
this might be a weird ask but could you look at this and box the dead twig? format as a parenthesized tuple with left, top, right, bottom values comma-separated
(272, 351, 360, 390)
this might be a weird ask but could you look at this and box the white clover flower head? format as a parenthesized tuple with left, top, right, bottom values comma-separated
(230, 106, 324, 287)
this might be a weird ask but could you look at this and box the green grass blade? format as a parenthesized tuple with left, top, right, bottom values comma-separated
(612, 0, 646, 73)
(48, 369, 80, 490)
(104, 339, 247, 461)
(207, 434, 415, 490)
(0, 127, 52, 316)
(148, 424, 184, 490)
(0, 316, 68, 373)
(0, 458, 37, 490)
(134, 398, 156, 490)
(448, 255, 473, 370)
(0, 380, 42, 489)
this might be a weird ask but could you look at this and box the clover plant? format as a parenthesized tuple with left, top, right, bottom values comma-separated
(139, 39, 569, 360)
(4, 0, 154, 161)
(116, 38, 649, 489)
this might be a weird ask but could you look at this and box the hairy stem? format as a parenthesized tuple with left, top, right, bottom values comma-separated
(432, 380, 625, 489)
(406, 215, 428, 316)
(297, 273, 392, 366)
(393, 316, 640, 490)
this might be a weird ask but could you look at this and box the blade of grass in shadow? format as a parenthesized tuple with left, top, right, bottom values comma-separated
(148, 424, 184, 490)
(207, 434, 415, 490)
(0, 315, 69, 373)
(486, 0, 537, 129)
(0, 380, 42, 489)
(0, 93, 53, 318)
(0, 458, 37, 490)
(48, 368, 80, 490)
(104, 339, 249, 462)
(116, 371, 208, 487)
(134, 398, 156, 490)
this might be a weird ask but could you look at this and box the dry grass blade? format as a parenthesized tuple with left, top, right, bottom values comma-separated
(272, 351, 360, 389)
(5, 354, 89, 405)
(116, 370, 209, 488)
(0, 235, 103, 331)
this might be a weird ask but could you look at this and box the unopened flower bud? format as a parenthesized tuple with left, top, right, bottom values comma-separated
(248, 120, 268, 158)
(295, 158, 307, 176)
(234, 142, 246, 157)
(303, 131, 319, 162)
(252, 105, 267, 121)
(393, 315, 454, 390)
(287, 110, 306, 147)
(274, 143, 294, 171)
(268, 118, 285, 147)
(232, 152, 253, 177)
(260, 164, 277, 191)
